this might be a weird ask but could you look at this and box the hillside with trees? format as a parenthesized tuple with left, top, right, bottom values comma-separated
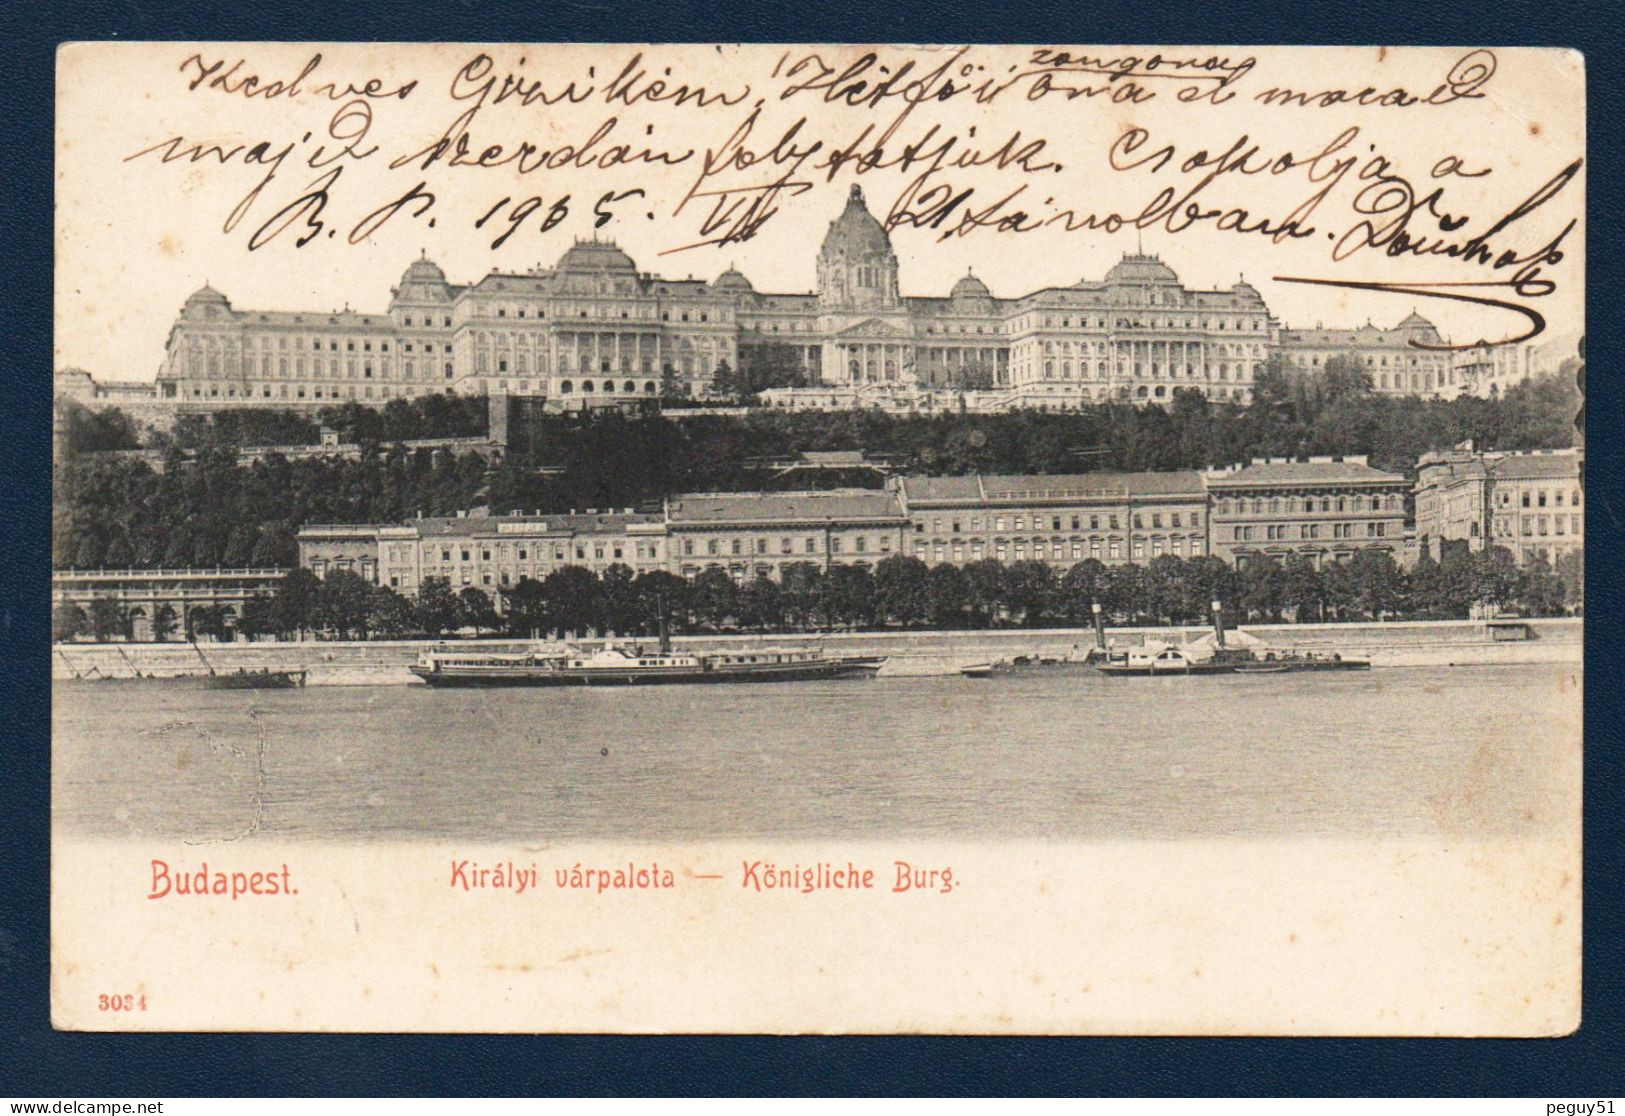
(53, 366, 1579, 572)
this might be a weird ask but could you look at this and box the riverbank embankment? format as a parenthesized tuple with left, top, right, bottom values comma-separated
(51, 618, 1582, 685)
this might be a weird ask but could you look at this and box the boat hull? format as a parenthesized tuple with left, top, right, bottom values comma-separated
(1233, 659, 1370, 673)
(409, 659, 883, 687)
(1096, 661, 1239, 676)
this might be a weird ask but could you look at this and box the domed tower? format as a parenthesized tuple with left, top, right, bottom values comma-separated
(180, 283, 233, 320)
(390, 252, 455, 317)
(817, 184, 900, 311)
(950, 269, 994, 310)
(1396, 309, 1442, 344)
(711, 265, 755, 297)
(1102, 254, 1185, 307)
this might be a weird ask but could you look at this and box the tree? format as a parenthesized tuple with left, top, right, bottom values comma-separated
(925, 563, 970, 629)
(1554, 549, 1583, 612)
(190, 604, 228, 642)
(1515, 557, 1568, 617)
(237, 595, 276, 641)
(1321, 353, 1375, 402)
(691, 567, 739, 630)
(88, 597, 126, 642)
(598, 563, 640, 635)
(1058, 559, 1109, 623)
(1004, 560, 1057, 627)
(1103, 563, 1150, 625)
(737, 577, 783, 631)
(1182, 557, 1240, 626)
(1238, 559, 1287, 623)
(503, 576, 549, 638)
(458, 587, 499, 634)
(313, 569, 373, 638)
(1403, 549, 1455, 620)
(817, 564, 876, 630)
(222, 523, 260, 568)
(53, 603, 87, 643)
(778, 562, 824, 630)
(59, 401, 142, 455)
(271, 568, 321, 638)
(734, 343, 810, 399)
(633, 571, 691, 637)
(1341, 550, 1404, 620)
(151, 604, 178, 643)
(1462, 546, 1521, 616)
(1143, 554, 1189, 623)
(962, 559, 1008, 627)
(367, 587, 417, 637)
(873, 555, 931, 627)
(415, 576, 465, 637)
(1280, 554, 1327, 622)
(542, 566, 603, 637)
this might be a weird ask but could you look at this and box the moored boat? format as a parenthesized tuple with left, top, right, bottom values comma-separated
(409, 644, 885, 687)
(1096, 644, 1252, 676)
(203, 668, 308, 689)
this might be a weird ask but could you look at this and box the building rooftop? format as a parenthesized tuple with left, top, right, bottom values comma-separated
(666, 490, 903, 525)
(900, 471, 1206, 504)
(1491, 450, 1582, 481)
(1204, 457, 1406, 486)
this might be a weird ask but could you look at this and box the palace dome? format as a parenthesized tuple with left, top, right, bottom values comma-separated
(1398, 310, 1437, 330)
(185, 283, 231, 307)
(1104, 254, 1181, 285)
(399, 254, 448, 286)
(820, 184, 893, 260)
(1231, 279, 1264, 303)
(951, 270, 992, 300)
(712, 266, 754, 291)
(556, 239, 639, 273)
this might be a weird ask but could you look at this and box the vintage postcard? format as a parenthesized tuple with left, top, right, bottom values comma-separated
(51, 42, 1583, 1034)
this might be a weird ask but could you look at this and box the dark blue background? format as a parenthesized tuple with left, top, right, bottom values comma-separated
(3, 0, 1619, 1096)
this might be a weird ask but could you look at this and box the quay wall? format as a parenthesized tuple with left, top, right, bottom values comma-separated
(52, 618, 1583, 684)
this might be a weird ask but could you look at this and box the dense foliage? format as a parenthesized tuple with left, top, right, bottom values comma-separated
(54, 367, 1579, 571)
(54, 546, 1580, 645)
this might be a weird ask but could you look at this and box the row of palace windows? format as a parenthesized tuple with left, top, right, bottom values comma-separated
(1017, 315, 1266, 331)
(679, 535, 894, 558)
(915, 536, 1206, 562)
(1217, 495, 1402, 515)
(1500, 487, 1583, 508)
(1034, 361, 1254, 380)
(1500, 514, 1582, 537)
(187, 382, 449, 400)
(1038, 340, 1265, 357)
(555, 380, 660, 395)
(1233, 523, 1388, 541)
(919, 511, 1202, 533)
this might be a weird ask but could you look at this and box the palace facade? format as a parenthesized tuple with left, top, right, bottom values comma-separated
(292, 456, 1416, 597)
(1203, 457, 1410, 571)
(138, 185, 1550, 415)
(1414, 447, 1583, 565)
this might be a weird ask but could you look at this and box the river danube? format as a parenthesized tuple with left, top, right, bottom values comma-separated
(53, 664, 1579, 843)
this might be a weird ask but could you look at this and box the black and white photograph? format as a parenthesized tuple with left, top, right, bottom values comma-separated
(49, 41, 1583, 1034)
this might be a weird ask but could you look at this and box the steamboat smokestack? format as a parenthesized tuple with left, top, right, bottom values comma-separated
(1091, 601, 1107, 651)
(1212, 599, 1226, 649)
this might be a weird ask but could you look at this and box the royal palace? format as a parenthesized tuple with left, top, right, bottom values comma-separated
(63, 185, 1568, 417)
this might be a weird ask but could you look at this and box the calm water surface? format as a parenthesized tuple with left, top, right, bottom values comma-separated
(52, 665, 1580, 842)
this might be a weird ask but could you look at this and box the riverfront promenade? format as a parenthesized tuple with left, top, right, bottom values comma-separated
(51, 618, 1583, 684)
